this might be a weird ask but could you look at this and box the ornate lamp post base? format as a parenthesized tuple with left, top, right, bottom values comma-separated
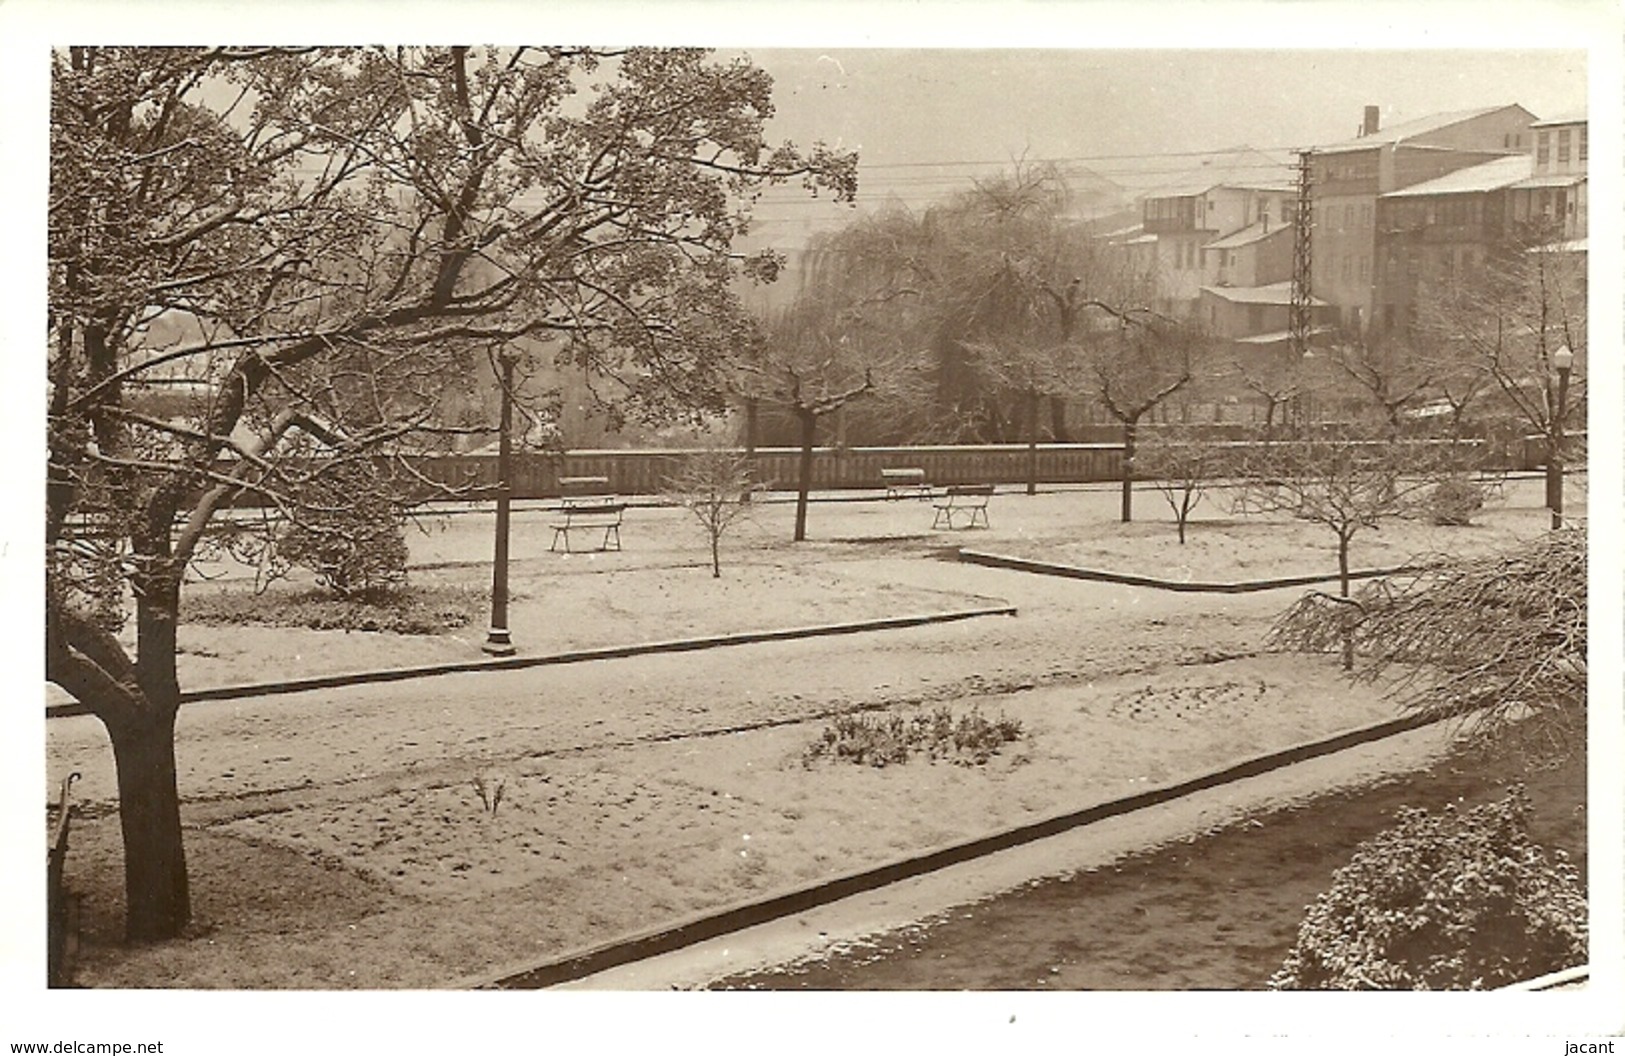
(483, 628, 516, 656)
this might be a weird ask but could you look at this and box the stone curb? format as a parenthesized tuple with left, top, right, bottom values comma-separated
(1499, 964, 1590, 991)
(458, 705, 1451, 991)
(44, 606, 1017, 719)
(958, 549, 1428, 593)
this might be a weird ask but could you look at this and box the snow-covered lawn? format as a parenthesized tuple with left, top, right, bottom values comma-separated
(47, 476, 1578, 988)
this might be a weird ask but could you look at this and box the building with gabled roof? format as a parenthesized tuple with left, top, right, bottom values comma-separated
(1371, 111, 1585, 334)
(1198, 281, 1333, 344)
(1308, 102, 1537, 335)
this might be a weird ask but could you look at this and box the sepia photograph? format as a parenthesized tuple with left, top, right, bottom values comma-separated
(7, 2, 1621, 1052)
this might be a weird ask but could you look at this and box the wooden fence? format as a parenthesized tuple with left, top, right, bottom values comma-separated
(408, 443, 1127, 498)
(196, 431, 1579, 507)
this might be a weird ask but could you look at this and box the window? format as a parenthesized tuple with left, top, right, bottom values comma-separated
(1343, 204, 1354, 229)
(1558, 129, 1571, 164)
(1537, 131, 1550, 167)
(1580, 125, 1588, 163)
(1358, 255, 1369, 282)
(1341, 255, 1352, 281)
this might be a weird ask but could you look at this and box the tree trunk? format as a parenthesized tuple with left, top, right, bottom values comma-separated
(107, 707, 190, 942)
(1120, 416, 1138, 523)
(741, 397, 759, 504)
(710, 533, 721, 578)
(1025, 388, 1040, 497)
(120, 562, 190, 941)
(793, 408, 816, 542)
(1049, 395, 1069, 443)
(1338, 534, 1354, 671)
(1545, 437, 1561, 514)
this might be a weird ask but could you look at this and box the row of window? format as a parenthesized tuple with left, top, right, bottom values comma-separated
(1316, 153, 1378, 186)
(1383, 197, 1484, 230)
(1312, 200, 1374, 231)
(1536, 125, 1587, 169)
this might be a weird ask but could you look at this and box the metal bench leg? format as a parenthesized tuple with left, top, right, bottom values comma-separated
(550, 528, 565, 552)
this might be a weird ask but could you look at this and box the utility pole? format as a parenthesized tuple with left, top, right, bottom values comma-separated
(1288, 148, 1316, 427)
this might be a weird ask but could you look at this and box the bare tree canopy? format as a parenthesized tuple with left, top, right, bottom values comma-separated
(47, 45, 856, 941)
(1271, 528, 1585, 756)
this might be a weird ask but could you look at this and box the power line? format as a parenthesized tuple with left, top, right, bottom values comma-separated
(846, 143, 1308, 172)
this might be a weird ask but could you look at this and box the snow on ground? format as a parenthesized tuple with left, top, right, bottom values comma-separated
(46, 477, 1578, 988)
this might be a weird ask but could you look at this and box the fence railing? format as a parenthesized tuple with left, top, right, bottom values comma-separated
(406, 443, 1129, 499)
(184, 431, 1582, 508)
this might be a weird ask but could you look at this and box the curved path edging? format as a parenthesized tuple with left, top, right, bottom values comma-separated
(959, 549, 1426, 593)
(44, 605, 1017, 720)
(459, 704, 1452, 991)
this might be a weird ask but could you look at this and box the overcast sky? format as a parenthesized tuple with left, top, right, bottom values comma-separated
(733, 48, 1587, 240)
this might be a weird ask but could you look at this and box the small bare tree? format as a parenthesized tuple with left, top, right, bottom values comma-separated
(1085, 314, 1201, 523)
(1232, 427, 1453, 668)
(1328, 332, 1436, 433)
(1232, 348, 1313, 437)
(1141, 427, 1226, 544)
(667, 447, 755, 578)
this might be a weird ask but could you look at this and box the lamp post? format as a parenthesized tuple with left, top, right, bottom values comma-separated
(484, 349, 518, 655)
(1550, 344, 1573, 530)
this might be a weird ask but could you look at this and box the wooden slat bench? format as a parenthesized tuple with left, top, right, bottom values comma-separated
(931, 484, 994, 530)
(557, 475, 612, 507)
(881, 466, 931, 500)
(549, 502, 624, 553)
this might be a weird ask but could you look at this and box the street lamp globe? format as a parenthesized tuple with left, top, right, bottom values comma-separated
(1553, 345, 1574, 373)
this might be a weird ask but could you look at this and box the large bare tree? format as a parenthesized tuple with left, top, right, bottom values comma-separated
(47, 46, 855, 941)
(1416, 235, 1587, 513)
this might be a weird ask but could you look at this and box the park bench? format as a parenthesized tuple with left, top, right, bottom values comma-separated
(549, 501, 625, 553)
(557, 475, 612, 507)
(881, 466, 931, 500)
(48, 772, 81, 988)
(931, 484, 994, 530)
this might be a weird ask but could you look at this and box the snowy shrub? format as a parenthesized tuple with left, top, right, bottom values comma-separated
(804, 706, 1023, 768)
(1270, 787, 1586, 990)
(1428, 477, 1485, 526)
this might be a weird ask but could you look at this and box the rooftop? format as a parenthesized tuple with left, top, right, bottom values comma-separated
(1140, 147, 1297, 200)
(1383, 154, 1534, 198)
(1205, 221, 1291, 250)
(1233, 325, 1334, 345)
(1509, 172, 1588, 190)
(1316, 103, 1531, 154)
(1200, 281, 1326, 306)
(1531, 110, 1588, 128)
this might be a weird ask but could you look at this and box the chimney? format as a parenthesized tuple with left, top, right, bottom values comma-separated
(1362, 105, 1381, 137)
